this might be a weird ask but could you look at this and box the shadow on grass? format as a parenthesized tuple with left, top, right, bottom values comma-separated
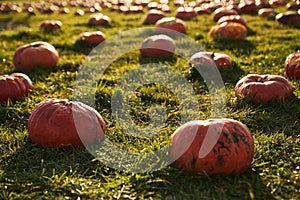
(211, 38, 257, 57)
(232, 94, 300, 138)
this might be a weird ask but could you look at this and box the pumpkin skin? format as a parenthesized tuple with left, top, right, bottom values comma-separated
(213, 7, 238, 21)
(169, 118, 254, 175)
(276, 11, 300, 24)
(217, 15, 247, 27)
(13, 41, 59, 70)
(144, 9, 166, 24)
(155, 17, 187, 34)
(208, 22, 247, 39)
(258, 8, 276, 17)
(88, 13, 111, 25)
(40, 20, 62, 30)
(0, 73, 33, 102)
(189, 51, 233, 68)
(175, 6, 197, 20)
(235, 74, 293, 104)
(28, 98, 106, 147)
(140, 34, 176, 57)
(284, 52, 300, 79)
(79, 31, 106, 45)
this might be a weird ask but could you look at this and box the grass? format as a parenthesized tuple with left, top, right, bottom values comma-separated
(0, 1, 300, 199)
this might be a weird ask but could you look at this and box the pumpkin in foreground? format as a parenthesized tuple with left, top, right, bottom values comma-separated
(28, 98, 106, 147)
(13, 41, 59, 70)
(169, 118, 254, 175)
(0, 73, 33, 101)
(235, 74, 293, 104)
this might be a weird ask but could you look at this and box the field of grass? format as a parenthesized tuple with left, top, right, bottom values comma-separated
(0, 1, 299, 199)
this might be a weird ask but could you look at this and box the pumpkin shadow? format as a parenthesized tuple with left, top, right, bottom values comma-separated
(0, 141, 108, 195)
(233, 94, 300, 138)
(211, 38, 256, 57)
(125, 167, 275, 199)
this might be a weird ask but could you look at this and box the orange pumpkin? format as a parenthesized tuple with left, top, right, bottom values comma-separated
(208, 22, 247, 39)
(175, 7, 197, 20)
(284, 52, 300, 79)
(217, 15, 247, 27)
(140, 34, 176, 57)
(13, 41, 59, 70)
(169, 118, 254, 175)
(235, 74, 293, 104)
(79, 31, 106, 45)
(88, 13, 111, 25)
(0, 73, 33, 101)
(155, 17, 187, 34)
(28, 98, 106, 147)
(40, 20, 62, 30)
(144, 9, 166, 24)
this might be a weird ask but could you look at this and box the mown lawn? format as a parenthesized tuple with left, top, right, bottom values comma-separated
(0, 0, 299, 199)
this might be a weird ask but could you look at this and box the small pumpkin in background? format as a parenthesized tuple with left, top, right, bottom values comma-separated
(276, 11, 300, 24)
(175, 6, 197, 20)
(144, 9, 166, 24)
(208, 22, 247, 39)
(79, 31, 106, 45)
(40, 20, 62, 30)
(217, 15, 247, 27)
(140, 34, 176, 58)
(235, 74, 293, 104)
(284, 51, 300, 79)
(169, 118, 254, 175)
(155, 17, 187, 34)
(213, 7, 238, 21)
(88, 13, 111, 25)
(189, 51, 233, 68)
(13, 41, 59, 70)
(28, 98, 106, 147)
(0, 73, 33, 102)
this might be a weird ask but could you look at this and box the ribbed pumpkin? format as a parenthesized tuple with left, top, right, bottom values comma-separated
(140, 34, 176, 57)
(284, 52, 300, 79)
(13, 41, 59, 70)
(208, 22, 247, 39)
(169, 118, 254, 175)
(0, 73, 33, 101)
(235, 74, 293, 104)
(28, 98, 106, 147)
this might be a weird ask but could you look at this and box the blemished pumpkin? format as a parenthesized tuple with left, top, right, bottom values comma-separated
(169, 118, 254, 175)
(284, 52, 300, 79)
(0, 73, 33, 101)
(13, 41, 59, 70)
(28, 98, 106, 147)
(235, 74, 293, 104)
(140, 34, 176, 57)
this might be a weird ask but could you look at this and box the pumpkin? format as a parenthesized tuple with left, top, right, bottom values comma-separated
(0, 73, 33, 101)
(155, 17, 187, 34)
(140, 34, 176, 57)
(28, 98, 106, 147)
(213, 7, 238, 21)
(144, 9, 166, 24)
(88, 13, 111, 25)
(13, 41, 59, 70)
(175, 6, 197, 20)
(59, 7, 70, 14)
(169, 118, 254, 175)
(217, 15, 247, 27)
(287, 2, 300, 10)
(235, 74, 293, 104)
(74, 9, 85, 16)
(40, 20, 62, 30)
(208, 22, 247, 39)
(238, 2, 260, 13)
(276, 11, 300, 25)
(189, 51, 233, 68)
(79, 31, 106, 45)
(258, 8, 276, 17)
(284, 52, 300, 79)
(194, 7, 211, 15)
